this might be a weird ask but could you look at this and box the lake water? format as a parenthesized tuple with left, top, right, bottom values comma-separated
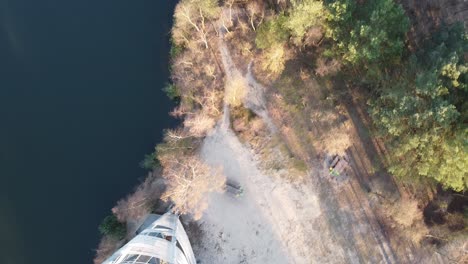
(0, 1, 177, 263)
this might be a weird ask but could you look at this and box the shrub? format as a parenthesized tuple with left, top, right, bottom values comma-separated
(98, 214, 126, 240)
(285, 0, 324, 45)
(261, 44, 289, 76)
(163, 83, 180, 101)
(139, 151, 159, 170)
(225, 75, 247, 107)
(170, 39, 184, 59)
(93, 236, 123, 264)
(112, 170, 166, 224)
(386, 198, 429, 244)
(231, 105, 256, 123)
(255, 15, 289, 49)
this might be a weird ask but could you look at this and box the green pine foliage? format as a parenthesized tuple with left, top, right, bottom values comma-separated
(256, 0, 325, 48)
(369, 23, 468, 191)
(255, 14, 289, 49)
(140, 151, 160, 170)
(163, 83, 180, 101)
(284, 0, 324, 44)
(324, 0, 409, 68)
(324, 0, 356, 47)
(99, 214, 127, 239)
(170, 39, 184, 59)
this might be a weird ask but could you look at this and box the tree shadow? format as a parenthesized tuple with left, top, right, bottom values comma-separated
(339, 84, 400, 199)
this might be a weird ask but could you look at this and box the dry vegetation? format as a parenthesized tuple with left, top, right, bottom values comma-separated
(93, 171, 168, 263)
(93, 236, 124, 264)
(230, 105, 307, 180)
(383, 198, 429, 244)
(154, 128, 227, 220)
(170, 0, 225, 134)
(260, 43, 290, 78)
(225, 75, 247, 107)
(183, 113, 217, 137)
(112, 171, 167, 225)
(161, 155, 225, 220)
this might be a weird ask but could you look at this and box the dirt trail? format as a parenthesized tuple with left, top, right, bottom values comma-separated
(193, 30, 408, 263)
(219, 42, 276, 132)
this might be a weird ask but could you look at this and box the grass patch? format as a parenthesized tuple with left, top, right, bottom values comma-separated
(275, 74, 305, 107)
(291, 158, 308, 172)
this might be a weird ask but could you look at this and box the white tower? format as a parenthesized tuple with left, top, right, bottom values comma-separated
(102, 212, 196, 264)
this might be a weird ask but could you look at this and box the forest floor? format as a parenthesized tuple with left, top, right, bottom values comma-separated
(184, 31, 429, 263)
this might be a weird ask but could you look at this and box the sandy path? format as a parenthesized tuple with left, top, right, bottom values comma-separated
(197, 116, 346, 263)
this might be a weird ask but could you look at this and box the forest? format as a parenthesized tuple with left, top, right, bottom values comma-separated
(253, 0, 467, 191)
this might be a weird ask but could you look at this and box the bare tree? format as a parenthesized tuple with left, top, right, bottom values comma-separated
(112, 171, 166, 224)
(161, 155, 225, 220)
(184, 112, 216, 137)
(93, 236, 124, 264)
(173, 0, 220, 49)
(170, 38, 224, 119)
(245, 0, 265, 31)
(156, 129, 199, 168)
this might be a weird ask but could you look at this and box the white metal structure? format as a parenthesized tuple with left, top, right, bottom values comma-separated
(102, 212, 196, 264)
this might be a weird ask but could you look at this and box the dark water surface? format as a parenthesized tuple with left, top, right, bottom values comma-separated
(0, 1, 177, 263)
